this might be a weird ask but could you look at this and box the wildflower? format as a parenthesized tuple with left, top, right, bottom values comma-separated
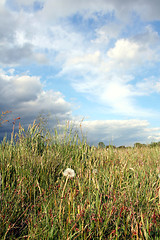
(63, 168, 75, 178)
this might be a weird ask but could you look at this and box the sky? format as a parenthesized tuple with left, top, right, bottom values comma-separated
(1, 0, 160, 146)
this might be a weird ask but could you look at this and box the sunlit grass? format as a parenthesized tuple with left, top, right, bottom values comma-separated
(0, 120, 160, 239)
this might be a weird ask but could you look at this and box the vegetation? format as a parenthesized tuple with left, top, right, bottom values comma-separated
(98, 142, 106, 149)
(0, 115, 160, 239)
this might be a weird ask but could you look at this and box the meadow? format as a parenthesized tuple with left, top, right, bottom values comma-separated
(0, 119, 160, 239)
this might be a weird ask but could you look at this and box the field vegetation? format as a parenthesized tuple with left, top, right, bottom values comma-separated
(0, 113, 160, 239)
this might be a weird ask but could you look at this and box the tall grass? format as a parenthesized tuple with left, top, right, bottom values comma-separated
(0, 120, 160, 239)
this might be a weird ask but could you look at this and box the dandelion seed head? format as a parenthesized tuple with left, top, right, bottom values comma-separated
(63, 168, 75, 178)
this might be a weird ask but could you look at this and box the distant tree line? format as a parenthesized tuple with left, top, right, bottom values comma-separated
(97, 141, 160, 149)
(133, 141, 160, 148)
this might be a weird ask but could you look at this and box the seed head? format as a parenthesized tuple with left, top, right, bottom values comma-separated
(63, 168, 75, 178)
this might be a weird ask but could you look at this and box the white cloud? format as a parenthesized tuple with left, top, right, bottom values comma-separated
(0, 0, 6, 7)
(35, 0, 160, 23)
(68, 51, 100, 65)
(39, 0, 111, 21)
(134, 25, 160, 47)
(107, 37, 157, 70)
(72, 119, 159, 146)
(62, 43, 158, 117)
(13, 75, 42, 101)
(133, 0, 160, 21)
(2, 0, 160, 69)
(0, 5, 48, 66)
(108, 39, 139, 60)
(135, 76, 160, 96)
(5, 0, 160, 24)
(58, 22, 160, 118)
(148, 134, 160, 142)
(0, 69, 72, 127)
(13, 0, 43, 6)
(92, 22, 123, 45)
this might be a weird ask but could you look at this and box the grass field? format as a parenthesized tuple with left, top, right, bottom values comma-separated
(0, 120, 160, 239)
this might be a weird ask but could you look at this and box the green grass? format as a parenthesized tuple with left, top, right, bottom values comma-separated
(0, 120, 160, 239)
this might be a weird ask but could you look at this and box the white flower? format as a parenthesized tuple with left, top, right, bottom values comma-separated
(158, 174, 160, 179)
(63, 168, 75, 178)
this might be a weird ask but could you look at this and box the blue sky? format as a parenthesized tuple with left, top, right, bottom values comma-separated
(1, 0, 160, 146)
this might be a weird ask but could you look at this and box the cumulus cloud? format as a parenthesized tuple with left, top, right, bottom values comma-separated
(0, 69, 72, 139)
(92, 22, 123, 45)
(0, 2, 47, 66)
(0, 43, 47, 66)
(0, 69, 72, 114)
(107, 30, 160, 71)
(108, 39, 141, 63)
(68, 119, 160, 146)
(104, 26, 160, 96)
(2, 0, 160, 68)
